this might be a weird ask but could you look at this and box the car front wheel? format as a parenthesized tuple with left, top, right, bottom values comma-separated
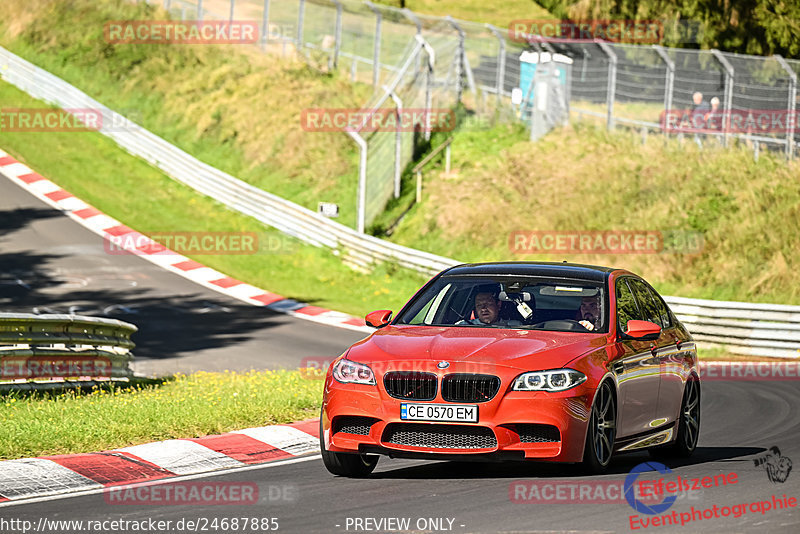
(582, 381, 616, 474)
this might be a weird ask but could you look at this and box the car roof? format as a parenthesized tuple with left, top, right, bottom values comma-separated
(441, 261, 620, 283)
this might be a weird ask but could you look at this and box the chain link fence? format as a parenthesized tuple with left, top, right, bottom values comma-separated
(146, 0, 796, 230)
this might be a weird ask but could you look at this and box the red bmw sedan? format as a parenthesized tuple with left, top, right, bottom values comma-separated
(321, 262, 700, 477)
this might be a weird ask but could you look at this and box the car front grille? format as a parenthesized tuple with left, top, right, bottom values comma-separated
(382, 423, 497, 450)
(441, 374, 501, 403)
(333, 416, 378, 436)
(384, 371, 437, 401)
(514, 423, 561, 443)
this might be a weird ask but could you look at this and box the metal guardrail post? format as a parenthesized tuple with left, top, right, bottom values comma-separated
(486, 24, 506, 107)
(711, 49, 734, 148)
(385, 87, 403, 199)
(596, 41, 617, 131)
(260, 0, 270, 48)
(332, 0, 343, 69)
(652, 45, 675, 136)
(297, 0, 306, 49)
(774, 55, 796, 160)
(197, 0, 204, 20)
(365, 2, 382, 87)
(347, 131, 368, 233)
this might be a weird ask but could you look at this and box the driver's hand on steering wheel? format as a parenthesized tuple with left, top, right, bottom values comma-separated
(579, 320, 595, 331)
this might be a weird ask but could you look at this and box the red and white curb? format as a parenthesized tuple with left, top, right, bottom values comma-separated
(0, 148, 371, 333)
(0, 419, 320, 504)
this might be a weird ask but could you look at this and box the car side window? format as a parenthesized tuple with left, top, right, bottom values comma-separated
(628, 278, 663, 327)
(647, 286, 673, 329)
(615, 278, 640, 332)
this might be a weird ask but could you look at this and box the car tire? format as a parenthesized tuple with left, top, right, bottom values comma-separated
(319, 415, 379, 477)
(582, 380, 616, 475)
(650, 376, 700, 460)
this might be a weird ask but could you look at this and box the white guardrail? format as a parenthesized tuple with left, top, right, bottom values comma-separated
(0, 313, 137, 387)
(1, 47, 798, 359)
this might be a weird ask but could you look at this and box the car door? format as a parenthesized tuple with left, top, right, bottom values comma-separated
(613, 277, 661, 437)
(626, 278, 678, 429)
(639, 282, 685, 426)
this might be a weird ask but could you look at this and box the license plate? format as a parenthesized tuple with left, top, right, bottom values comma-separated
(400, 403, 478, 423)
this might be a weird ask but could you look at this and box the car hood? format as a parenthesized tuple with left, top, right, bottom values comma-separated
(346, 325, 608, 372)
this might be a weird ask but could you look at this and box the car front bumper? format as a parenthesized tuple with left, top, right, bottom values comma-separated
(321, 373, 596, 463)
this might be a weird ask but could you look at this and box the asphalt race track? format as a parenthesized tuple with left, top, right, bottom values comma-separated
(0, 173, 364, 376)
(2, 380, 798, 533)
(2, 173, 799, 533)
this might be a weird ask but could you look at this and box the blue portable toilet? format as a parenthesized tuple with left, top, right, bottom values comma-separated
(518, 51, 572, 112)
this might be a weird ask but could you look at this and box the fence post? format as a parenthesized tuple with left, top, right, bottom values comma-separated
(346, 131, 368, 234)
(260, 0, 270, 49)
(229, 0, 235, 22)
(403, 8, 423, 72)
(332, 0, 343, 69)
(652, 45, 674, 136)
(416, 34, 436, 142)
(596, 41, 617, 131)
(486, 24, 506, 109)
(297, 0, 306, 51)
(386, 87, 403, 199)
(711, 49, 734, 148)
(445, 16, 465, 103)
(774, 55, 796, 160)
(164, 0, 171, 11)
(365, 2, 382, 87)
(197, 0, 203, 20)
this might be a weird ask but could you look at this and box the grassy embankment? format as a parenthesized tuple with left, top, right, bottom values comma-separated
(0, 0, 429, 316)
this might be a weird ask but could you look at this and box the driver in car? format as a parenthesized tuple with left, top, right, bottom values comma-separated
(576, 294, 601, 331)
(458, 290, 502, 325)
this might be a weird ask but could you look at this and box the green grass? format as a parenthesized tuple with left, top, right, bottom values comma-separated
(380, 119, 800, 305)
(0, 80, 427, 317)
(1, 0, 372, 229)
(0, 370, 321, 460)
(374, 0, 553, 27)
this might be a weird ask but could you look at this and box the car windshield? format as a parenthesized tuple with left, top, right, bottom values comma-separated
(395, 276, 607, 333)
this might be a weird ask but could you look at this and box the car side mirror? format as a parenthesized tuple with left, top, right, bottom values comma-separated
(365, 309, 392, 328)
(622, 320, 661, 340)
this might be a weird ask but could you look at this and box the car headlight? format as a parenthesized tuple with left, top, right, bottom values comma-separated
(512, 369, 587, 392)
(332, 358, 376, 385)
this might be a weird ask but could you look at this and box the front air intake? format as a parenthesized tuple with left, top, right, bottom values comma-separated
(441, 374, 501, 403)
(384, 371, 437, 401)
